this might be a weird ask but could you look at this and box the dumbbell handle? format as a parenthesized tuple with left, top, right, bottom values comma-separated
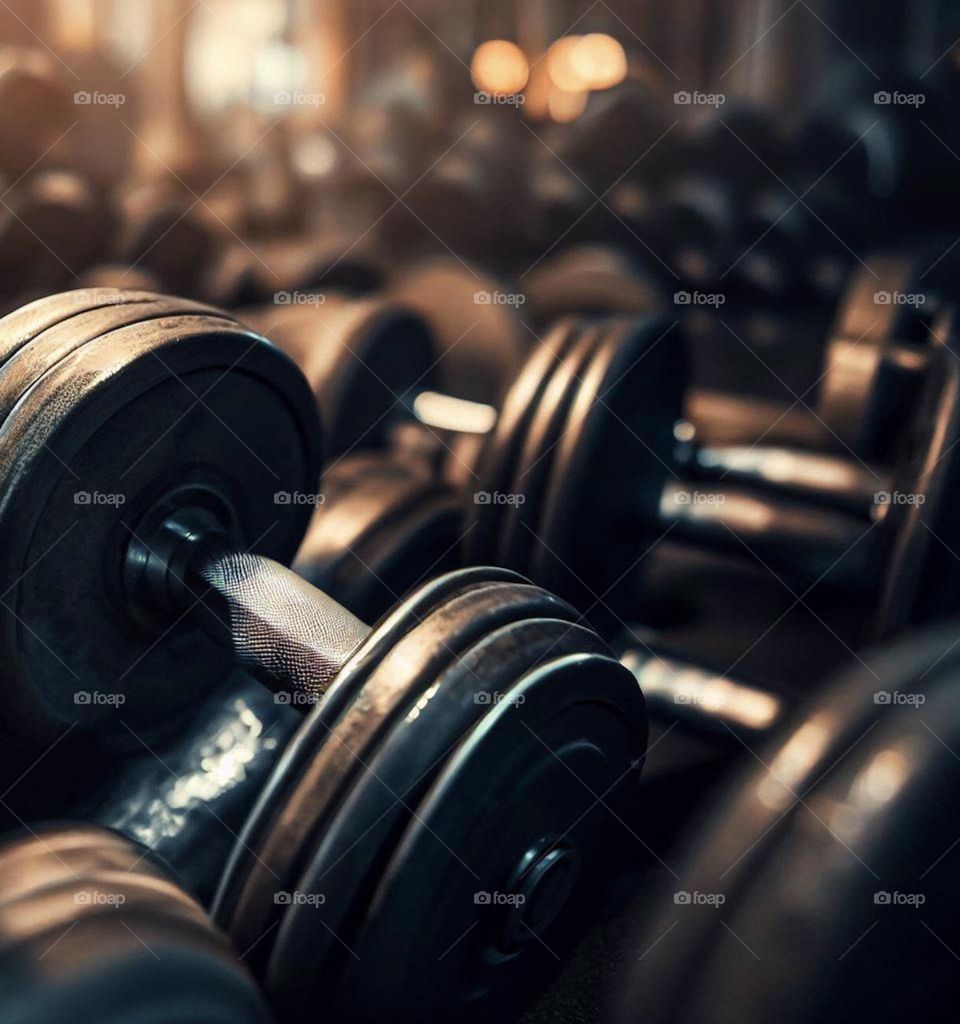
(657, 480, 877, 589)
(126, 511, 373, 708)
(686, 444, 890, 516)
(620, 647, 787, 743)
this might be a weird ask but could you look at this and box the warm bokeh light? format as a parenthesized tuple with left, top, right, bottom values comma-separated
(548, 84, 588, 123)
(570, 33, 628, 90)
(471, 39, 529, 95)
(547, 36, 586, 91)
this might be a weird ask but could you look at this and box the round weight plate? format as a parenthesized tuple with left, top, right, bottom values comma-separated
(465, 319, 583, 564)
(266, 615, 609, 1018)
(337, 648, 646, 1021)
(389, 258, 529, 406)
(0, 299, 321, 745)
(0, 289, 166, 370)
(295, 457, 462, 621)
(247, 295, 437, 459)
(535, 317, 685, 613)
(211, 566, 526, 932)
(0, 297, 233, 428)
(523, 245, 664, 325)
(496, 321, 603, 577)
(218, 578, 576, 969)
(0, 828, 270, 1024)
(618, 620, 960, 1024)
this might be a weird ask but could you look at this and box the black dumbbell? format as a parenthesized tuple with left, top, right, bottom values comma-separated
(0, 825, 270, 1024)
(0, 288, 647, 1022)
(299, 304, 957, 637)
(240, 261, 531, 461)
(615, 618, 960, 1024)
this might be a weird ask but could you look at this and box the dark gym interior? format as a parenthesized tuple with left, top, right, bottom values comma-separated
(0, 1, 957, 1021)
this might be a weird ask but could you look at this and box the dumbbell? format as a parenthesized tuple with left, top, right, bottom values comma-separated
(239, 260, 530, 462)
(0, 47, 73, 180)
(0, 288, 647, 1022)
(0, 169, 109, 304)
(0, 825, 270, 1024)
(689, 243, 960, 473)
(303, 302, 958, 639)
(615, 618, 960, 1024)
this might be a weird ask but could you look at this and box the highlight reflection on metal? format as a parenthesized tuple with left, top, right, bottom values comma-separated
(413, 390, 498, 434)
(695, 444, 890, 514)
(108, 697, 279, 849)
(621, 649, 784, 738)
(756, 714, 833, 810)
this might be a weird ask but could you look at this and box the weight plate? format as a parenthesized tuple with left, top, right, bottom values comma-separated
(211, 566, 525, 932)
(389, 258, 529, 406)
(218, 578, 574, 970)
(497, 321, 603, 576)
(247, 295, 437, 459)
(339, 648, 646, 1021)
(535, 317, 685, 614)
(465, 319, 583, 564)
(295, 456, 461, 621)
(266, 615, 608, 1019)
(0, 297, 233, 428)
(0, 827, 270, 1024)
(618, 620, 960, 1024)
(0, 299, 321, 745)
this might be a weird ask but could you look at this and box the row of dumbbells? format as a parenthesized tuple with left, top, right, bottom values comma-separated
(0, 270, 958, 1022)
